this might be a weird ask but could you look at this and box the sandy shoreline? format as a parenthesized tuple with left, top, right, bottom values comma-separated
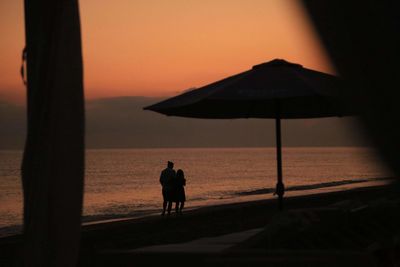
(0, 177, 392, 239)
(1, 181, 398, 266)
(77, 182, 395, 248)
(81, 177, 391, 227)
(79, 181, 399, 266)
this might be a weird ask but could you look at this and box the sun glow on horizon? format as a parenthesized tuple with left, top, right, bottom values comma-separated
(0, 0, 334, 103)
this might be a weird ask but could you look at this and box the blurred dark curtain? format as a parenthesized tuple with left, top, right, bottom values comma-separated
(302, 1, 400, 178)
(22, 0, 84, 266)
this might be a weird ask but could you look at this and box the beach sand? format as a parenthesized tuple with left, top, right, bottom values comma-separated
(1, 182, 399, 266)
(83, 181, 400, 266)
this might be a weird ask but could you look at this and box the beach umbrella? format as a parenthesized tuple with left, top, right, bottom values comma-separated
(144, 59, 350, 209)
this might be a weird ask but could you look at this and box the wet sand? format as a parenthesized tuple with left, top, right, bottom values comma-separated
(1, 182, 398, 266)
(79, 182, 392, 246)
(80, 182, 400, 265)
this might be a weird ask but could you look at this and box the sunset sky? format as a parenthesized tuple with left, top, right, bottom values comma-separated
(0, 0, 334, 103)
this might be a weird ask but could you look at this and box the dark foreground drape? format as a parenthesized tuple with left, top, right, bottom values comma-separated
(302, 1, 400, 178)
(22, 0, 84, 266)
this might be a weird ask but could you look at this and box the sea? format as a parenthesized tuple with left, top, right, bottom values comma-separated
(0, 147, 393, 237)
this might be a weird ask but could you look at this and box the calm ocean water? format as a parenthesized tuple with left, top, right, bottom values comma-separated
(0, 147, 392, 235)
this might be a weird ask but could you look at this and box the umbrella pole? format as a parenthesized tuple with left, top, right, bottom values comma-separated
(275, 103, 284, 210)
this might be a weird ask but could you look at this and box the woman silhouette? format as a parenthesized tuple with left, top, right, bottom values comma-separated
(175, 169, 186, 215)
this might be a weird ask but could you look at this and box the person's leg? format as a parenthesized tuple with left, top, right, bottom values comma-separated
(179, 202, 184, 214)
(162, 200, 167, 215)
(175, 202, 179, 214)
(162, 190, 167, 215)
(167, 201, 172, 215)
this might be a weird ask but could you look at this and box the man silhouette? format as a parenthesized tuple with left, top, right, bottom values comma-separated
(159, 161, 176, 215)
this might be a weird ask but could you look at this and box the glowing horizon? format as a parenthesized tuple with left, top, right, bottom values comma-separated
(0, 0, 334, 103)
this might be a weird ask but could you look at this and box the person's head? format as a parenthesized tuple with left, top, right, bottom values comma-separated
(167, 161, 174, 169)
(177, 169, 184, 178)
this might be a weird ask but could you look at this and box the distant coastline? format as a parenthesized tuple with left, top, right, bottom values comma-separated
(0, 145, 375, 151)
(1, 96, 368, 149)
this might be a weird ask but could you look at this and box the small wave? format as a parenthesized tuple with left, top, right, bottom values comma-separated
(234, 177, 395, 196)
(187, 196, 209, 202)
(82, 209, 160, 224)
(0, 225, 22, 238)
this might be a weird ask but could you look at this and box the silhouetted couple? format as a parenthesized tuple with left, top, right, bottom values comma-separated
(159, 161, 186, 216)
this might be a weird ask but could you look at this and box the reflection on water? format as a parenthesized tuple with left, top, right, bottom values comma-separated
(0, 147, 392, 231)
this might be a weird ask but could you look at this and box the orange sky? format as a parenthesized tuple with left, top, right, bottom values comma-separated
(0, 0, 334, 103)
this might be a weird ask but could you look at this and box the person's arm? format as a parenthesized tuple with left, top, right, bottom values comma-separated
(160, 172, 164, 185)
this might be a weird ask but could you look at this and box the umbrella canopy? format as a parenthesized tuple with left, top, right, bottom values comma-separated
(144, 59, 349, 119)
(144, 59, 350, 210)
